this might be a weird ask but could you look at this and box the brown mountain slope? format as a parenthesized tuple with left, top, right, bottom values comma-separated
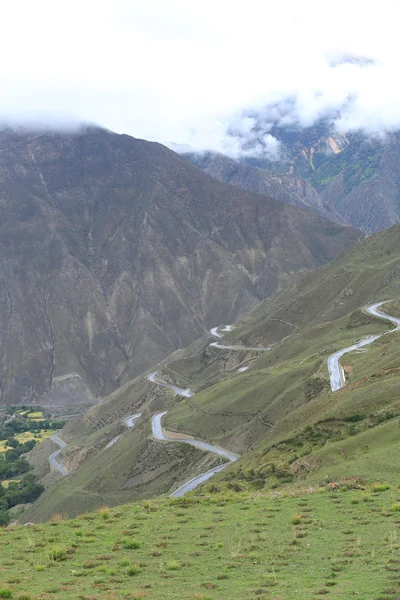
(186, 150, 345, 224)
(0, 127, 360, 406)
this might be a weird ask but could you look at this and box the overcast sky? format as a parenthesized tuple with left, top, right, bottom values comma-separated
(2, 0, 399, 157)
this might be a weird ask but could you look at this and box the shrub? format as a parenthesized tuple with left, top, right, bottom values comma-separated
(48, 546, 67, 562)
(17, 595, 31, 600)
(166, 561, 181, 570)
(34, 565, 45, 572)
(50, 513, 67, 522)
(291, 514, 301, 525)
(120, 559, 130, 567)
(127, 565, 142, 576)
(98, 507, 109, 520)
(124, 540, 141, 549)
(0, 591, 13, 599)
(390, 503, 400, 512)
(372, 484, 391, 492)
(0, 510, 10, 527)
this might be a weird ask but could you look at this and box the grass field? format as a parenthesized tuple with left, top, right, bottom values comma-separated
(1, 486, 400, 599)
(2, 479, 20, 488)
(27, 412, 45, 421)
(14, 430, 55, 445)
(0, 431, 56, 454)
(0, 440, 12, 452)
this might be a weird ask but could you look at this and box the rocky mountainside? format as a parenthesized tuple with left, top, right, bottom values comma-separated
(185, 124, 400, 233)
(186, 151, 345, 224)
(0, 127, 360, 406)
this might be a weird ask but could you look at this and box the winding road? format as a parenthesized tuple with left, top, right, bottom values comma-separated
(151, 411, 239, 497)
(43, 303, 400, 497)
(210, 327, 223, 338)
(209, 325, 269, 351)
(327, 302, 400, 391)
(49, 413, 143, 473)
(210, 340, 270, 351)
(124, 413, 142, 428)
(147, 371, 193, 397)
(143, 322, 268, 495)
(49, 434, 68, 475)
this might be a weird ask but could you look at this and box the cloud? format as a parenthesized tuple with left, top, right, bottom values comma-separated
(1, 0, 400, 158)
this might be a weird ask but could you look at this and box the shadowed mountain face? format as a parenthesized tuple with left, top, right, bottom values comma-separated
(0, 127, 360, 406)
(186, 151, 346, 224)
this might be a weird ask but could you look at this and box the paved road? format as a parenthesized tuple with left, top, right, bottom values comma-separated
(210, 327, 223, 338)
(105, 435, 121, 449)
(327, 302, 400, 391)
(210, 341, 270, 351)
(151, 411, 239, 496)
(366, 301, 400, 329)
(49, 434, 69, 476)
(147, 371, 193, 397)
(170, 464, 232, 497)
(210, 322, 267, 354)
(209, 323, 268, 352)
(105, 413, 142, 448)
(124, 413, 142, 428)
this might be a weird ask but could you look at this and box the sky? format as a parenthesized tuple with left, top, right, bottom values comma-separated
(2, 0, 400, 158)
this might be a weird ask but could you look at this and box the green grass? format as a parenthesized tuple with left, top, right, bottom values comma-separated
(1, 486, 400, 599)
(27, 412, 44, 420)
(14, 430, 55, 444)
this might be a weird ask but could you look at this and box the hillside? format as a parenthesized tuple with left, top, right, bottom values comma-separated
(225, 223, 400, 346)
(186, 124, 400, 233)
(1, 485, 400, 600)
(0, 127, 360, 408)
(20, 224, 400, 523)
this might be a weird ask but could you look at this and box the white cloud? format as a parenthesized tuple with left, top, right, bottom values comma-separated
(1, 0, 400, 157)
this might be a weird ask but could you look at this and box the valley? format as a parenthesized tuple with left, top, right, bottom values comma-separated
(1, 3, 400, 598)
(42, 299, 399, 508)
(13, 223, 399, 526)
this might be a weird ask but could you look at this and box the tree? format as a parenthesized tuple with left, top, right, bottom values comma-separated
(0, 510, 9, 526)
(6, 438, 19, 448)
(5, 449, 20, 462)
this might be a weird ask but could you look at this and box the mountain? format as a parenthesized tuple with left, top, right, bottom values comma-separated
(185, 123, 400, 233)
(22, 224, 400, 522)
(186, 150, 345, 224)
(0, 127, 360, 407)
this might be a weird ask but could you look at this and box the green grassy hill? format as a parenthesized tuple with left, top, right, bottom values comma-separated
(1, 484, 400, 600)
